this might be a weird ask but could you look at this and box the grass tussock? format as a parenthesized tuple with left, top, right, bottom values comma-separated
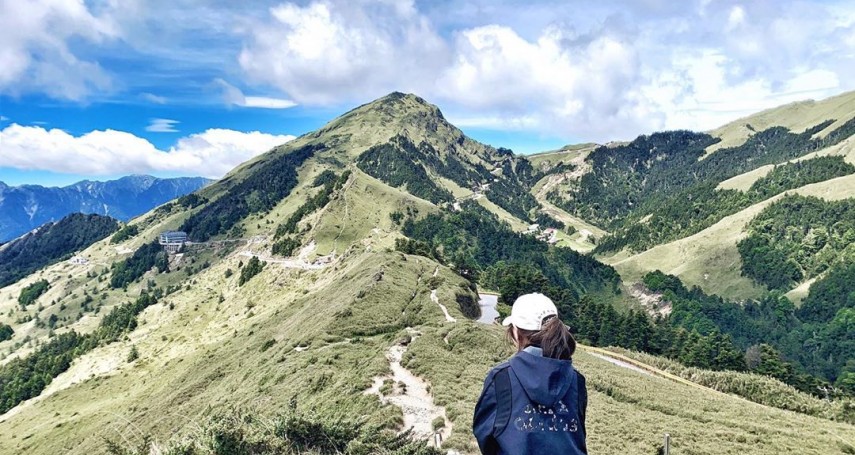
(104, 409, 442, 455)
(610, 348, 855, 424)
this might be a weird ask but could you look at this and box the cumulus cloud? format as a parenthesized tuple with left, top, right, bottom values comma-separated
(0, 124, 295, 178)
(5, 1, 855, 141)
(238, 0, 448, 104)
(145, 118, 180, 133)
(0, 0, 119, 100)
(234, 0, 855, 140)
(437, 25, 651, 138)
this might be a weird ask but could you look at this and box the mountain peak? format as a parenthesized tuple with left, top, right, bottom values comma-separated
(351, 91, 444, 120)
(308, 92, 460, 157)
(377, 91, 431, 106)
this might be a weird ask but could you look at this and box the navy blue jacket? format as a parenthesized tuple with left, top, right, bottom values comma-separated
(473, 347, 587, 454)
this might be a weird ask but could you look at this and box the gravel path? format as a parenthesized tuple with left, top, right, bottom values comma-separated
(430, 267, 456, 323)
(588, 352, 653, 377)
(365, 329, 452, 447)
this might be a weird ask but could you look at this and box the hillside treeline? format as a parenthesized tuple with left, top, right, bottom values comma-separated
(0, 213, 118, 287)
(398, 202, 852, 398)
(547, 118, 855, 253)
(643, 269, 854, 397)
(358, 135, 543, 222)
(0, 292, 159, 414)
(180, 143, 323, 242)
(401, 201, 621, 301)
(399, 204, 745, 373)
(738, 195, 855, 290)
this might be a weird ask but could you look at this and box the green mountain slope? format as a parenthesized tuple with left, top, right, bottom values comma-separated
(1, 92, 854, 455)
(607, 171, 855, 298)
(0, 213, 119, 287)
(707, 90, 855, 154)
(522, 91, 855, 312)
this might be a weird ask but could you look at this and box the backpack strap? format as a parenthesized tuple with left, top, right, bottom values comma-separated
(568, 367, 579, 408)
(493, 366, 512, 436)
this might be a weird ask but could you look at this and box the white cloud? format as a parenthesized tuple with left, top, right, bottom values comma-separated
(213, 78, 297, 109)
(0, 124, 295, 178)
(145, 118, 180, 133)
(233, 0, 855, 140)
(141, 92, 167, 104)
(0, 0, 119, 100)
(243, 96, 298, 109)
(726, 5, 747, 31)
(436, 25, 650, 139)
(5, 1, 855, 142)
(0, 116, 8, 122)
(447, 114, 538, 130)
(238, 0, 448, 104)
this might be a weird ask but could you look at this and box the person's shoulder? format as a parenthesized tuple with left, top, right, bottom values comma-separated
(573, 367, 586, 387)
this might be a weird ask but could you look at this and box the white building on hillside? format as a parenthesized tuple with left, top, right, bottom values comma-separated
(159, 230, 188, 253)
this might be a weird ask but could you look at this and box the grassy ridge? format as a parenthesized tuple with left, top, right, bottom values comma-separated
(608, 348, 854, 423)
(607, 171, 855, 301)
(544, 118, 855, 253)
(4, 91, 855, 455)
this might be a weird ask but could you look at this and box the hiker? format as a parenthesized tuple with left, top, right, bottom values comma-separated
(473, 293, 588, 454)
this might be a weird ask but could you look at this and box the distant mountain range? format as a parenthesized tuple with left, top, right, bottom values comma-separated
(0, 175, 211, 241)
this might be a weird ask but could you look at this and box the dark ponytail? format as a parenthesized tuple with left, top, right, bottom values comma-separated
(508, 315, 576, 360)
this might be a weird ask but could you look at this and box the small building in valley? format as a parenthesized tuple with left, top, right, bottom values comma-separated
(159, 230, 188, 253)
(70, 256, 89, 265)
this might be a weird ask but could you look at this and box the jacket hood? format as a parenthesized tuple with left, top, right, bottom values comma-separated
(509, 350, 574, 407)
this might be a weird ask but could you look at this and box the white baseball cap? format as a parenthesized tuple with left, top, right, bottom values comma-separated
(502, 293, 558, 331)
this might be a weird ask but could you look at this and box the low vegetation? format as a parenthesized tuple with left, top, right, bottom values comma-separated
(643, 270, 853, 397)
(545, 118, 855, 252)
(176, 192, 208, 209)
(799, 261, 855, 324)
(400, 204, 749, 374)
(238, 256, 266, 286)
(610, 348, 854, 423)
(0, 292, 159, 414)
(356, 135, 455, 204)
(110, 240, 169, 289)
(104, 409, 441, 455)
(738, 194, 855, 290)
(274, 170, 350, 239)
(576, 119, 854, 229)
(484, 177, 540, 222)
(18, 279, 50, 307)
(0, 323, 13, 342)
(401, 200, 621, 301)
(180, 143, 323, 241)
(110, 224, 139, 244)
(594, 155, 855, 253)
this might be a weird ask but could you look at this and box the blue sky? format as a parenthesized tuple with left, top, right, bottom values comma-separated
(2, 0, 855, 186)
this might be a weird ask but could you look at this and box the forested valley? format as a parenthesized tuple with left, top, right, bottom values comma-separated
(545, 118, 855, 253)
